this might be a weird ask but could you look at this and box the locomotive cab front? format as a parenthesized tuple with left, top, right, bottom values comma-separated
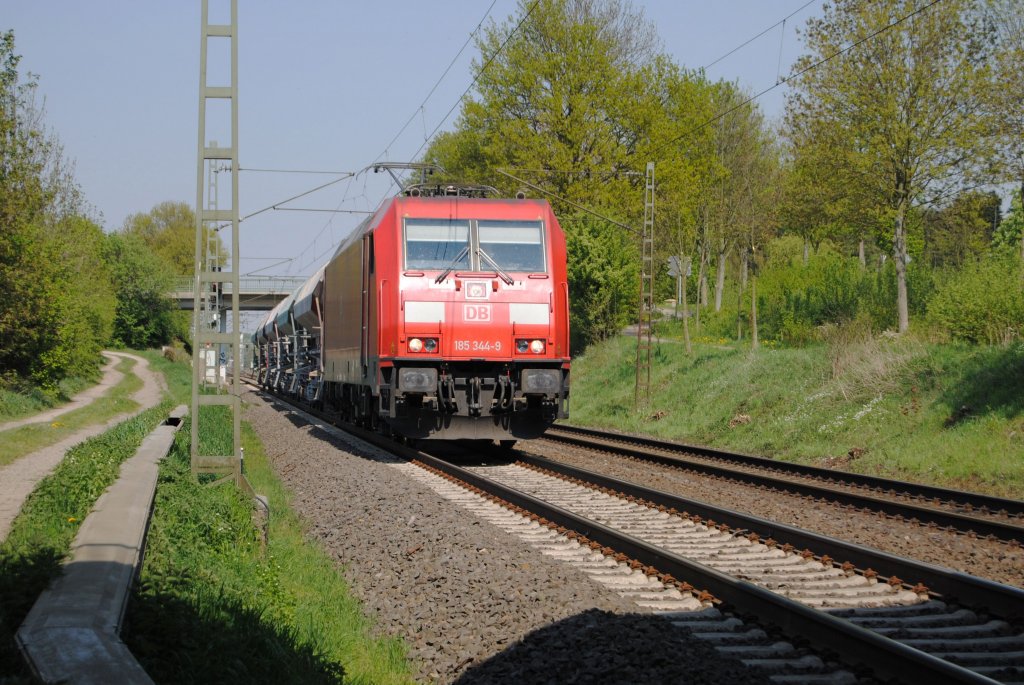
(384, 197, 570, 440)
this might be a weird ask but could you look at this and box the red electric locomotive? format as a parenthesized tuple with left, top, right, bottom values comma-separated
(254, 186, 571, 442)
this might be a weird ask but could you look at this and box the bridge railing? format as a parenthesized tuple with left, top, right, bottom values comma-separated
(172, 276, 308, 295)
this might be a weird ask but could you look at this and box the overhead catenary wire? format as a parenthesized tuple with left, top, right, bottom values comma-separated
(372, 0, 499, 164)
(371, 0, 542, 203)
(703, 0, 817, 73)
(488, 1, 821, 183)
(239, 167, 357, 174)
(287, 173, 375, 276)
(239, 172, 356, 222)
(487, 1, 947, 239)
(281, 1, 504, 276)
(406, 0, 540, 166)
(283, 169, 375, 277)
(776, 17, 788, 84)
(496, 169, 640, 236)
(271, 207, 374, 214)
(241, 257, 294, 277)
(647, 0, 946, 163)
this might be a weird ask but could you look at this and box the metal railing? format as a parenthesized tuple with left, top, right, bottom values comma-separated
(173, 275, 307, 295)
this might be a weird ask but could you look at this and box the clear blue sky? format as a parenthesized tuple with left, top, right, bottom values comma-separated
(6, 1, 822, 278)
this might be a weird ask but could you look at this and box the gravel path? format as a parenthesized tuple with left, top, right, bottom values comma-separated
(243, 391, 765, 684)
(0, 352, 124, 431)
(0, 352, 165, 542)
(528, 437, 1024, 590)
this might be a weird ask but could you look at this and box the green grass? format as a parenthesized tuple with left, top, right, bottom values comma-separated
(136, 349, 192, 406)
(0, 374, 95, 423)
(569, 332, 1024, 498)
(0, 356, 143, 468)
(0, 401, 174, 679)
(125, 412, 413, 684)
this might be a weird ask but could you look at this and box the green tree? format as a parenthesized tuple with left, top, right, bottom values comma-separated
(781, 110, 881, 266)
(122, 200, 222, 274)
(648, 64, 721, 352)
(988, 0, 1024, 258)
(40, 215, 115, 379)
(787, 0, 993, 333)
(923, 190, 1000, 267)
(743, 132, 784, 348)
(993, 189, 1024, 254)
(1, 30, 112, 386)
(704, 85, 773, 314)
(928, 253, 1024, 343)
(1, 30, 50, 381)
(103, 234, 181, 349)
(424, 0, 665, 348)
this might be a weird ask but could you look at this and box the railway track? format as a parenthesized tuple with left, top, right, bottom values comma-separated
(251, 385, 1024, 683)
(541, 424, 1024, 544)
(424, 448, 1024, 684)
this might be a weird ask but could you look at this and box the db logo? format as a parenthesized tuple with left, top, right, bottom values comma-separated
(463, 304, 491, 322)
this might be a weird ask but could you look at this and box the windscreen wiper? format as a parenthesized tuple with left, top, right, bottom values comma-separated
(477, 247, 515, 285)
(434, 245, 470, 283)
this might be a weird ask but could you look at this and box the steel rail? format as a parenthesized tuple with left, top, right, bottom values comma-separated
(548, 424, 1024, 516)
(405, 449, 1002, 685)
(543, 427, 1024, 543)
(512, 452, 1024, 621)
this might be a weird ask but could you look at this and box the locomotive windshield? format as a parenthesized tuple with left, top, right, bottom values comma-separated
(404, 218, 546, 273)
(405, 219, 471, 270)
(478, 220, 546, 272)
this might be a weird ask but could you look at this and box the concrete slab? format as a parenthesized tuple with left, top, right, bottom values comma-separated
(16, 405, 187, 685)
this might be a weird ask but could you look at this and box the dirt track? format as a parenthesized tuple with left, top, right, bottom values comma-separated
(0, 352, 165, 542)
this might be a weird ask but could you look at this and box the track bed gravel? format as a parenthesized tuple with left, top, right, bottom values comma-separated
(243, 392, 763, 684)
(531, 435, 1024, 589)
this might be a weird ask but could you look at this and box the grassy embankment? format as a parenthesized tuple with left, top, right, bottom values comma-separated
(0, 355, 143, 468)
(125, 403, 413, 679)
(569, 323, 1024, 498)
(0, 373, 97, 423)
(126, 411, 411, 684)
(123, 357, 412, 683)
(1, 351, 412, 683)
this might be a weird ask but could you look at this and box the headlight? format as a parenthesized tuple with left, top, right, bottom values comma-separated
(423, 338, 437, 353)
(398, 367, 437, 392)
(408, 338, 423, 353)
(530, 339, 545, 354)
(521, 369, 561, 394)
(516, 339, 529, 353)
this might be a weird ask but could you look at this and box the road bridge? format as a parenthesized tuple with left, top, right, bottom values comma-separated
(171, 276, 307, 311)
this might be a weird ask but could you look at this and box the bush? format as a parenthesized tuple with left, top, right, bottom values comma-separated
(754, 252, 866, 342)
(161, 342, 190, 364)
(565, 214, 638, 352)
(927, 255, 1024, 344)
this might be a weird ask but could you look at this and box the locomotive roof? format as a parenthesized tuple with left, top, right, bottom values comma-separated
(328, 194, 554, 261)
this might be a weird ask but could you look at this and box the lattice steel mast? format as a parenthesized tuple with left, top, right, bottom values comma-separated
(191, 0, 244, 483)
(635, 162, 655, 407)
